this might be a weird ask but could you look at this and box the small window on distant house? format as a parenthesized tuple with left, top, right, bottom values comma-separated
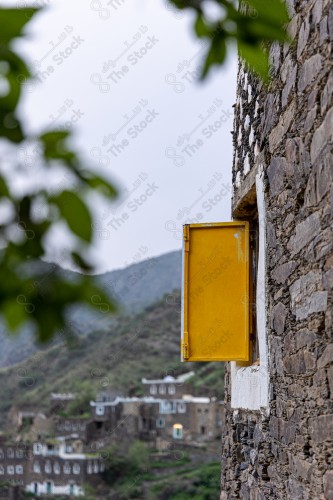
(172, 424, 183, 439)
(0, 466, 4, 475)
(0, 449, 4, 459)
(150, 384, 157, 395)
(7, 448, 14, 458)
(73, 463, 80, 475)
(94, 462, 99, 473)
(156, 417, 165, 428)
(33, 443, 42, 455)
(16, 449, 24, 458)
(16, 465, 23, 475)
(159, 384, 166, 394)
(178, 402, 186, 413)
(33, 462, 40, 473)
(54, 462, 60, 474)
(160, 401, 172, 414)
(64, 462, 71, 474)
(7, 466, 14, 475)
(168, 384, 175, 395)
(87, 463, 92, 474)
(96, 406, 105, 416)
(45, 461, 52, 474)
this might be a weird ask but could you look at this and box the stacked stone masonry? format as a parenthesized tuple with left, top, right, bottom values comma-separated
(222, 0, 333, 498)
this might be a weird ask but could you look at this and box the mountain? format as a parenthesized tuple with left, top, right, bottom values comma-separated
(0, 250, 182, 369)
(0, 290, 224, 430)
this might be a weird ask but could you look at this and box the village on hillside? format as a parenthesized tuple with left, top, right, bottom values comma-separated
(0, 372, 223, 497)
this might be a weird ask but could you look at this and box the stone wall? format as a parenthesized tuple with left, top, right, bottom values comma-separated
(221, 0, 333, 498)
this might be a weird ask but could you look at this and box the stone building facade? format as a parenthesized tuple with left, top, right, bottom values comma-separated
(221, 0, 333, 498)
(90, 373, 222, 446)
(0, 439, 103, 497)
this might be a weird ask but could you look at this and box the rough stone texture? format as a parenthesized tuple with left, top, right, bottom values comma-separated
(272, 302, 287, 334)
(298, 54, 323, 92)
(317, 345, 333, 368)
(308, 414, 333, 444)
(269, 100, 296, 153)
(321, 71, 333, 115)
(289, 271, 328, 320)
(311, 107, 333, 163)
(272, 261, 297, 284)
(267, 157, 287, 196)
(223, 0, 333, 498)
(288, 212, 321, 254)
(323, 470, 333, 500)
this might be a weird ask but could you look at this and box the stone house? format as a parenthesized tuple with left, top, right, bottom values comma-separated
(220, 0, 333, 498)
(8, 405, 37, 432)
(141, 372, 194, 399)
(54, 417, 92, 443)
(0, 440, 29, 489)
(25, 439, 103, 497)
(49, 393, 76, 415)
(90, 373, 222, 445)
(0, 438, 103, 497)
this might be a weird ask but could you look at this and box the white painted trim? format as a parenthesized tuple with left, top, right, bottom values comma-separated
(230, 165, 269, 411)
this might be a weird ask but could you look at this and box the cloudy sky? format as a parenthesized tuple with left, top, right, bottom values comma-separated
(10, 0, 237, 273)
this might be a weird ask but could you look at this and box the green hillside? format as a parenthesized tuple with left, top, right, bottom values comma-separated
(0, 291, 224, 430)
(0, 251, 182, 369)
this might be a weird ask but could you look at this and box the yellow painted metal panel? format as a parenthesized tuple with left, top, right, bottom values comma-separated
(181, 222, 250, 362)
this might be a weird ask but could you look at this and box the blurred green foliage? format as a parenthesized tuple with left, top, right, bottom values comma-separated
(0, 1, 289, 344)
(170, 0, 290, 81)
(0, 7, 117, 343)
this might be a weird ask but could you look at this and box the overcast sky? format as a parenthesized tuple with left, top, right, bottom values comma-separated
(7, 0, 237, 273)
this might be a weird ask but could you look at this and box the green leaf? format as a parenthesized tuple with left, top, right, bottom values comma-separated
(82, 174, 118, 198)
(0, 47, 31, 79)
(241, 18, 288, 43)
(0, 8, 39, 44)
(3, 299, 27, 331)
(39, 130, 77, 165)
(52, 190, 92, 242)
(238, 40, 269, 82)
(0, 72, 22, 111)
(71, 251, 93, 272)
(0, 111, 24, 143)
(0, 176, 9, 198)
(201, 34, 227, 79)
(245, 0, 289, 25)
(194, 14, 209, 37)
(40, 130, 70, 144)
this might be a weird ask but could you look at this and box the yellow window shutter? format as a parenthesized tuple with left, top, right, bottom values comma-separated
(181, 222, 250, 362)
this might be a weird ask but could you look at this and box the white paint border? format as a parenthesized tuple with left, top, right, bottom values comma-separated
(230, 165, 269, 411)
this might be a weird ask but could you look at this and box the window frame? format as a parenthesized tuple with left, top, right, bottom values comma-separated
(230, 166, 269, 410)
(150, 384, 157, 395)
(168, 384, 176, 395)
